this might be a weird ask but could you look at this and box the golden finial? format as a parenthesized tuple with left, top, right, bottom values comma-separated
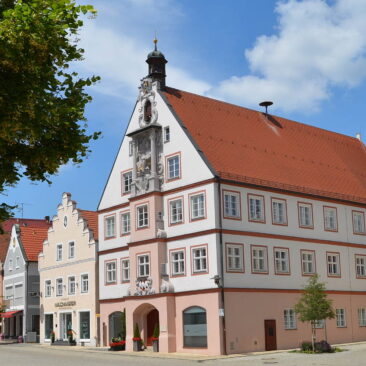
(153, 32, 158, 51)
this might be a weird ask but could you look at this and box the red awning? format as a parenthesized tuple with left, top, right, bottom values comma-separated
(1, 310, 22, 318)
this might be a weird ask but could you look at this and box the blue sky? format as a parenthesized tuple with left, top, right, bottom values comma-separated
(4, 0, 366, 219)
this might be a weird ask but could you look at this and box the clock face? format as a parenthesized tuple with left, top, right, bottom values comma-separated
(64, 216, 68, 227)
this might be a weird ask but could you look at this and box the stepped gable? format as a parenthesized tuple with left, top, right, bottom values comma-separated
(79, 210, 98, 240)
(163, 87, 366, 204)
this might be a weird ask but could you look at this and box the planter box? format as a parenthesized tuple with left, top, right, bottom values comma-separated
(152, 339, 159, 352)
(133, 339, 142, 352)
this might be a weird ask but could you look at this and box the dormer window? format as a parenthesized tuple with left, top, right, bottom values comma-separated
(144, 100, 152, 122)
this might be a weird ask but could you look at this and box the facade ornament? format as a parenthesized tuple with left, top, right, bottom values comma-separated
(160, 278, 174, 293)
(134, 277, 155, 296)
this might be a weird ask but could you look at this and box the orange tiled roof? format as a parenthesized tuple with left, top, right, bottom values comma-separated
(0, 232, 10, 263)
(163, 87, 366, 204)
(79, 210, 98, 240)
(19, 225, 50, 262)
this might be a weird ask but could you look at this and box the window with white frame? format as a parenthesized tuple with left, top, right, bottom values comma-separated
(171, 250, 185, 276)
(81, 274, 89, 293)
(56, 244, 62, 261)
(336, 308, 346, 327)
(274, 248, 290, 274)
(298, 203, 313, 228)
(315, 319, 325, 329)
(137, 205, 149, 228)
(356, 255, 366, 278)
(45, 280, 52, 297)
(121, 212, 131, 235)
(9, 259, 13, 271)
(192, 246, 208, 273)
(129, 141, 133, 156)
(56, 278, 63, 296)
(358, 308, 366, 326)
(122, 171, 132, 194)
(223, 191, 240, 218)
(284, 309, 297, 329)
(190, 193, 205, 220)
(170, 199, 183, 224)
(301, 250, 315, 275)
(251, 246, 268, 273)
(324, 207, 337, 231)
(5, 286, 13, 300)
(353, 211, 366, 234)
(138, 254, 150, 277)
(249, 195, 265, 222)
(68, 242, 75, 259)
(327, 253, 341, 276)
(272, 199, 287, 224)
(164, 126, 170, 143)
(106, 261, 117, 284)
(15, 256, 20, 269)
(167, 155, 180, 180)
(68, 276, 76, 295)
(105, 216, 116, 238)
(226, 244, 243, 272)
(121, 259, 130, 282)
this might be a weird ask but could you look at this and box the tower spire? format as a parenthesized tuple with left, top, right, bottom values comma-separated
(146, 36, 168, 89)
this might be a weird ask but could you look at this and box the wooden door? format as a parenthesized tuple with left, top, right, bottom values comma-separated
(146, 309, 159, 346)
(264, 319, 277, 351)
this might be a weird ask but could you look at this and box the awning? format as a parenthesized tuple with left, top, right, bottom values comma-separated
(1, 310, 23, 318)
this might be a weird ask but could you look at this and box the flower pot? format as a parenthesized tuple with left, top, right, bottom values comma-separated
(133, 339, 142, 352)
(152, 339, 159, 352)
(109, 340, 126, 351)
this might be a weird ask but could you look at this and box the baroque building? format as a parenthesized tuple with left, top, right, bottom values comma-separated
(98, 40, 366, 355)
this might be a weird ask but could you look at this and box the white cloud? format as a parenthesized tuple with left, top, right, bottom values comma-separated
(210, 0, 366, 112)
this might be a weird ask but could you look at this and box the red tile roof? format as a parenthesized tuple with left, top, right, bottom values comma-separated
(0, 232, 10, 263)
(79, 210, 98, 240)
(19, 225, 50, 262)
(163, 87, 366, 204)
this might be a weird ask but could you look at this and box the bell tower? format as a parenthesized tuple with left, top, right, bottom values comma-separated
(146, 38, 168, 89)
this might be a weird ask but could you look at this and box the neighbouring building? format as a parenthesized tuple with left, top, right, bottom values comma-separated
(97, 40, 366, 355)
(39, 193, 99, 346)
(2, 219, 50, 340)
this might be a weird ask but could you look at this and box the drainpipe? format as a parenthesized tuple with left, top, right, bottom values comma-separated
(24, 261, 29, 339)
(217, 178, 227, 355)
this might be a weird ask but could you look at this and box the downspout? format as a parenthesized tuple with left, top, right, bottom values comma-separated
(24, 261, 29, 338)
(217, 178, 227, 355)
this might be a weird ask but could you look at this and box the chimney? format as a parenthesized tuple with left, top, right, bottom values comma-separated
(44, 216, 50, 223)
(356, 133, 362, 141)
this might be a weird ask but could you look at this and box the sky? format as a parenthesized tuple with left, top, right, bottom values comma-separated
(3, 0, 366, 219)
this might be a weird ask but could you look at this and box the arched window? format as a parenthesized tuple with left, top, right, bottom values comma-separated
(183, 306, 207, 348)
(144, 100, 152, 122)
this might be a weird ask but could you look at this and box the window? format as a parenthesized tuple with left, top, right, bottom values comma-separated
(301, 250, 315, 275)
(56, 244, 63, 261)
(105, 215, 116, 238)
(358, 308, 366, 326)
(251, 246, 268, 273)
(192, 246, 208, 273)
(138, 254, 150, 277)
(274, 248, 290, 274)
(144, 100, 152, 122)
(129, 141, 133, 156)
(137, 205, 149, 228)
(68, 242, 75, 259)
(79, 311, 90, 340)
(353, 211, 366, 234)
(327, 252, 341, 277)
(121, 259, 130, 282)
(248, 194, 265, 222)
(5, 286, 13, 300)
(171, 250, 185, 276)
(169, 198, 183, 224)
(9, 259, 13, 271)
(164, 126, 170, 142)
(272, 198, 287, 225)
(190, 193, 206, 220)
(106, 261, 117, 284)
(336, 308, 346, 327)
(298, 202, 313, 228)
(315, 319, 325, 329)
(56, 278, 63, 296)
(183, 307, 207, 348)
(223, 191, 241, 219)
(45, 314, 53, 340)
(167, 154, 180, 180)
(324, 206, 338, 231)
(122, 171, 132, 194)
(121, 212, 131, 235)
(284, 309, 297, 329)
(81, 274, 89, 293)
(68, 276, 76, 295)
(226, 244, 244, 272)
(45, 280, 52, 297)
(15, 256, 20, 269)
(356, 255, 366, 278)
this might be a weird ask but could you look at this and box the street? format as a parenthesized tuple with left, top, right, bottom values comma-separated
(2, 343, 366, 366)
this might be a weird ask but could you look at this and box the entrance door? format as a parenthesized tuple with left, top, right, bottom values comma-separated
(60, 313, 72, 340)
(264, 319, 277, 351)
(146, 309, 159, 346)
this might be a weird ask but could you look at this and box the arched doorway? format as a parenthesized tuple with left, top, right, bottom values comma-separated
(146, 309, 159, 346)
(132, 303, 159, 347)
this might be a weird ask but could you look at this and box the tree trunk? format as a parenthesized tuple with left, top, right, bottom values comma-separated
(311, 321, 316, 352)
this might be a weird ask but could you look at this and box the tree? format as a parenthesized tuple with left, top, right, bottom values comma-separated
(294, 274, 335, 351)
(0, 0, 101, 228)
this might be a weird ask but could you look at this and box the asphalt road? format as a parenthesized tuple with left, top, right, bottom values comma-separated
(1, 343, 366, 366)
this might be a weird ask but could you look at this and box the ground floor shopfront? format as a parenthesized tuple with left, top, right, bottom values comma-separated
(1, 310, 23, 339)
(100, 289, 366, 355)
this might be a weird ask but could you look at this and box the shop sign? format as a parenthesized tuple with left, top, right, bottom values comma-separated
(55, 301, 76, 308)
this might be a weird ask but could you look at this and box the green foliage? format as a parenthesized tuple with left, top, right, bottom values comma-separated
(152, 323, 160, 339)
(0, 0, 100, 222)
(301, 341, 313, 352)
(133, 323, 141, 339)
(120, 309, 126, 341)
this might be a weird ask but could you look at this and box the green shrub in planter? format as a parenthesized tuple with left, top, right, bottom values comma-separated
(301, 341, 313, 352)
